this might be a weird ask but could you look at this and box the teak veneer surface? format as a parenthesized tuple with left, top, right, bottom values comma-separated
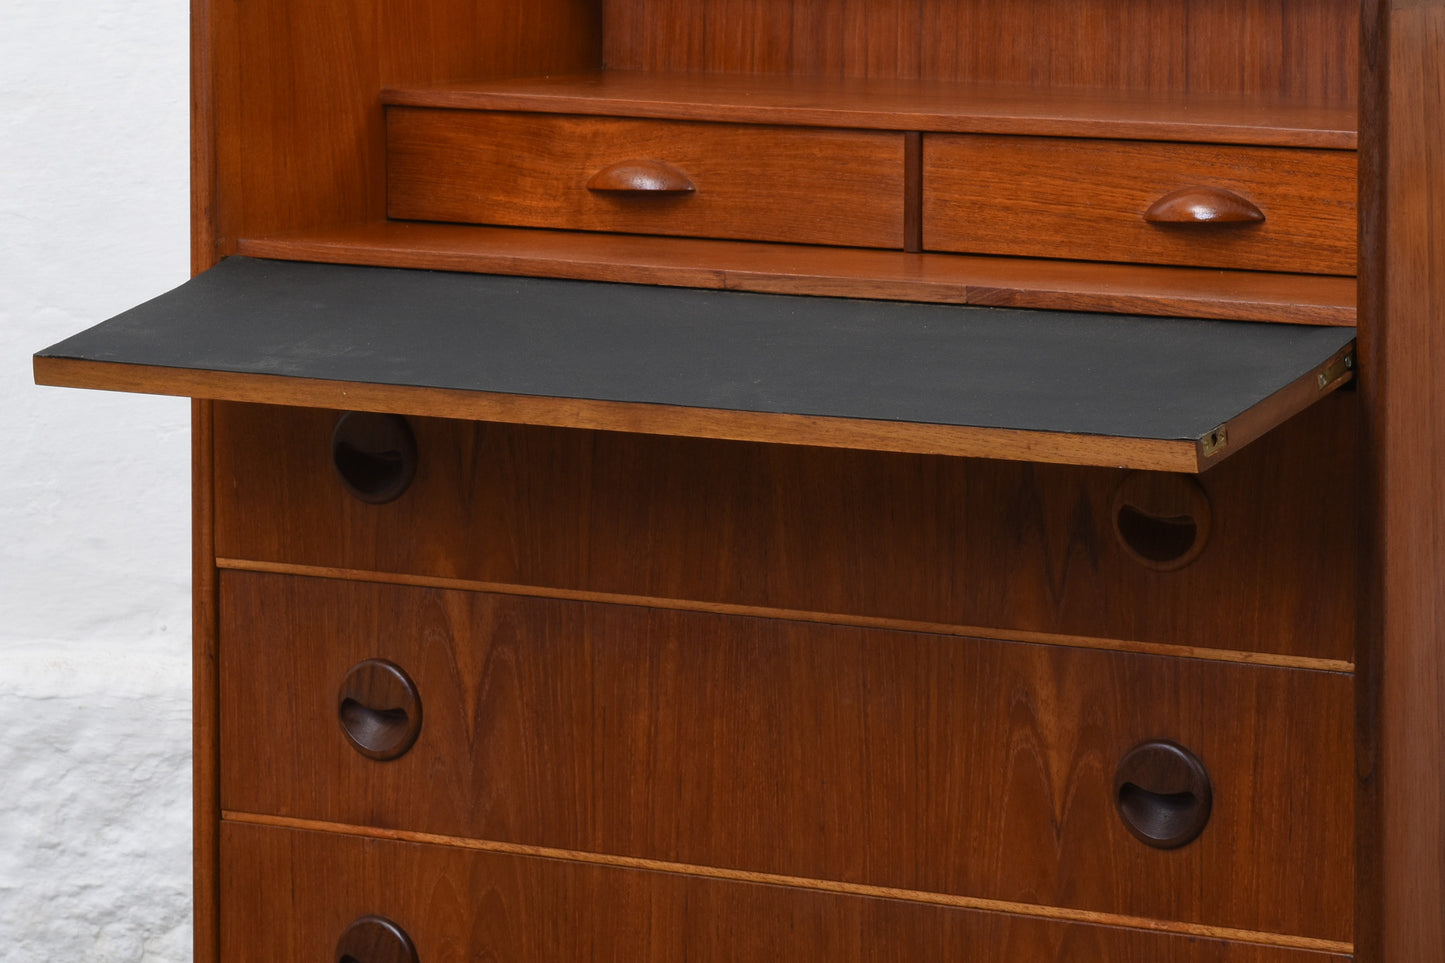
(220, 822, 1349, 962)
(381, 71, 1358, 147)
(191, 400, 220, 963)
(237, 223, 1360, 325)
(197, 0, 1358, 257)
(219, 571, 1353, 940)
(210, 401, 1357, 663)
(1356, 4, 1445, 960)
(600, 0, 1356, 105)
(203, 0, 600, 256)
(924, 136, 1358, 275)
(386, 109, 907, 247)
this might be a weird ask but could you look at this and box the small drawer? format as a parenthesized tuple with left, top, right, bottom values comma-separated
(386, 108, 907, 248)
(222, 820, 1348, 962)
(922, 135, 1356, 274)
(219, 571, 1353, 940)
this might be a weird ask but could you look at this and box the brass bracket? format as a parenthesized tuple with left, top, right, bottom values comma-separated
(1201, 425, 1229, 458)
(1317, 350, 1355, 391)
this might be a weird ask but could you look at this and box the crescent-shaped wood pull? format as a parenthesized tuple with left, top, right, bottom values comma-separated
(1143, 186, 1265, 224)
(1114, 740, 1214, 849)
(337, 659, 422, 761)
(587, 160, 695, 193)
(336, 916, 419, 963)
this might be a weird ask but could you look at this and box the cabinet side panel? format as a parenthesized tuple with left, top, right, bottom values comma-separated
(1358, 3, 1445, 962)
(192, 399, 220, 963)
(192, 0, 218, 272)
(205, 0, 598, 257)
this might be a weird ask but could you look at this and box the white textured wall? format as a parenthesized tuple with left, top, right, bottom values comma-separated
(2, 1, 194, 960)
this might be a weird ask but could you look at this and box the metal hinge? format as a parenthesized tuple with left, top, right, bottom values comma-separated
(1317, 351, 1355, 391)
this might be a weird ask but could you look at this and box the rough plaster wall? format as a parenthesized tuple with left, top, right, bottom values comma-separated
(2, 1, 194, 960)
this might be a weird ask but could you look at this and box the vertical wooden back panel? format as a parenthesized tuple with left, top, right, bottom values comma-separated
(603, 0, 1357, 101)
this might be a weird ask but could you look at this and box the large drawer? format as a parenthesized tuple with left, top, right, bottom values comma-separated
(220, 821, 1347, 962)
(386, 108, 907, 248)
(211, 400, 1357, 663)
(922, 135, 1356, 274)
(218, 571, 1353, 941)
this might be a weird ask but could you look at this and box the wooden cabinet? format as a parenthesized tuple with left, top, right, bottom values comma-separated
(30, 0, 1445, 960)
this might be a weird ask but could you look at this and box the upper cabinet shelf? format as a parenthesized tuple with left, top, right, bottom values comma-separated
(383, 71, 1357, 149)
(34, 257, 1355, 474)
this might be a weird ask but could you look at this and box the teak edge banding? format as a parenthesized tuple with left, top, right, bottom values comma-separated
(213, 558, 1356, 674)
(378, 71, 1360, 149)
(219, 811, 1354, 957)
(33, 355, 1355, 475)
(236, 224, 1359, 327)
(33, 358, 1201, 471)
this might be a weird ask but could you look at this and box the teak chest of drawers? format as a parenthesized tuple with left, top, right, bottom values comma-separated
(31, 0, 1445, 960)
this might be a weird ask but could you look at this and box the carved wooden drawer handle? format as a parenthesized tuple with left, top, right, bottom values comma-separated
(587, 159, 696, 193)
(1114, 740, 1214, 849)
(1144, 186, 1265, 224)
(338, 660, 422, 761)
(1111, 472, 1212, 571)
(332, 411, 418, 505)
(336, 915, 419, 963)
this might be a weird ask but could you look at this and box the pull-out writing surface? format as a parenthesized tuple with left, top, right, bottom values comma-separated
(34, 256, 1354, 472)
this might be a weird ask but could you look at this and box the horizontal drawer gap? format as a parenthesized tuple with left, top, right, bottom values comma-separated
(212, 558, 1355, 673)
(381, 70, 1357, 149)
(238, 223, 1358, 327)
(220, 810, 1352, 956)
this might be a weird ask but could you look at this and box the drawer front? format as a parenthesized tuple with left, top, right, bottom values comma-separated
(386, 108, 906, 248)
(219, 571, 1353, 940)
(922, 136, 1356, 274)
(220, 817, 1348, 962)
(212, 400, 1357, 663)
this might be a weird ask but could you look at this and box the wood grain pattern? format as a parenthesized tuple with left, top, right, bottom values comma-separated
(191, 0, 218, 273)
(386, 109, 905, 248)
(225, 811, 1354, 955)
(192, 400, 220, 963)
(205, 0, 598, 258)
(1355, 4, 1445, 962)
(924, 136, 1358, 275)
(218, 571, 1354, 939)
(220, 822, 1349, 962)
(211, 559, 1357, 673)
(381, 71, 1359, 148)
(210, 399, 1358, 662)
(237, 221, 1360, 324)
(601, 0, 1357, 105)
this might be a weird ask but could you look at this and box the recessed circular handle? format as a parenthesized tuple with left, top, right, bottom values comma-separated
(338, 660, 422, 761)
(336, 915, 419, 963)
(1114, 740, 1213, 849)
(1111, 472, 1212, 571)
(1144, 186, 1265, 225)
(586, 159, 695, 193)
(331, 411, 418, 504)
